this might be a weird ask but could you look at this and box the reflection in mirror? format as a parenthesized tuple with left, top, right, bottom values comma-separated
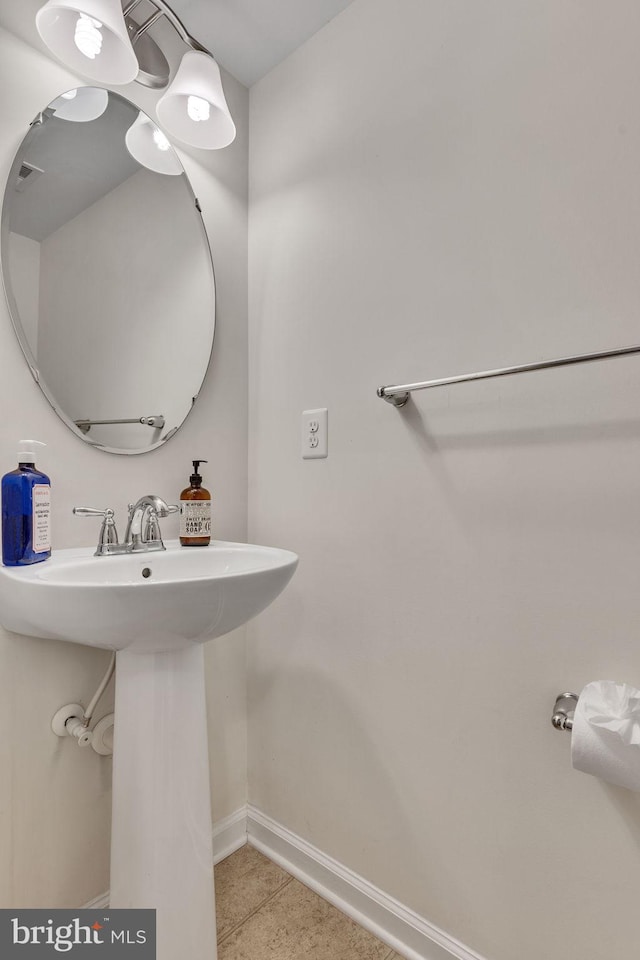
(1, 88, 215, 454)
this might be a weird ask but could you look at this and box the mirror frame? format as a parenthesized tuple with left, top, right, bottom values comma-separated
(0, 89, 217, 455)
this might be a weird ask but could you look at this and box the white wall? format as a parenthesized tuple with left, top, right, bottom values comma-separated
(248, 2, 640, 959)
(0, 18, 248, 906)
(7, 231, 39, 357)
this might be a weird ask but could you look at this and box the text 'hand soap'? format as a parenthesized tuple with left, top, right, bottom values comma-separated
(180, 459, 211, 546)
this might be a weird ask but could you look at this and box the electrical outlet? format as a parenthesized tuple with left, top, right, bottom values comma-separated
(302, 408, 328, 459)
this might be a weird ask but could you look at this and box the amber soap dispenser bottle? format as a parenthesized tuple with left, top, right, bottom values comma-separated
(180, 460, 212, 546)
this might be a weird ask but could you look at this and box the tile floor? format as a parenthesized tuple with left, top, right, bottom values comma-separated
(214, 844, 403, 960)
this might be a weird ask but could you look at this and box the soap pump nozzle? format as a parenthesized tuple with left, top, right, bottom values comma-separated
(17, 439, 46, 464)
(190, 459, 207, 487)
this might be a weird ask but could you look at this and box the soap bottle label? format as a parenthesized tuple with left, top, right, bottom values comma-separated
(32, 484, 51, 553)
(180, 500, 211, 538)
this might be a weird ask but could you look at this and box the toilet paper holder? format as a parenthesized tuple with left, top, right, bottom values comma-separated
(551, 692, 579, 731)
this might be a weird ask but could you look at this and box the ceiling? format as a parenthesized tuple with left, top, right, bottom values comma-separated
(166, 0, 355, 87)
(0, 1, 356, 89)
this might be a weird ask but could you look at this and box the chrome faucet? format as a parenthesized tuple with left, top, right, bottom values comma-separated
(73, 495, 179, 556)
(124, 495, 178, 553)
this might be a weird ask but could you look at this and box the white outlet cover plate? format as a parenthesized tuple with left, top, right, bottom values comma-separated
(302, 408, 328, 459)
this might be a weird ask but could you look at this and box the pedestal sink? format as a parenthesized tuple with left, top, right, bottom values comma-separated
(0, 540, 298, 960)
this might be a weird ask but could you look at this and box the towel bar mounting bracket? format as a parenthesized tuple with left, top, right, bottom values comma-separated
(376, 387, 410, 407)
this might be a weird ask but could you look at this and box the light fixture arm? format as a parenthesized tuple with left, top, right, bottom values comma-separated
(123, 0, 213, 58)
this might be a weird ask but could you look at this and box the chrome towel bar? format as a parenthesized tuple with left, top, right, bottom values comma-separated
(74, 415, 165, 435)
(377, 343, 640, 407)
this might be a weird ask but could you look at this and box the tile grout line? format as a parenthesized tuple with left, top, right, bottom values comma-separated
(217, 876, 295, 946)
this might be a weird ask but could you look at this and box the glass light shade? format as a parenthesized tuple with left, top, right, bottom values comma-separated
(156, 50, 236, 150)
(36, 0, 139, 85)
(50, 86, 109, 121)
(125, 112, 183, 176)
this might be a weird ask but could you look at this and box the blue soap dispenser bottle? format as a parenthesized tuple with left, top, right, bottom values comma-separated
(2, 440, 51, 566)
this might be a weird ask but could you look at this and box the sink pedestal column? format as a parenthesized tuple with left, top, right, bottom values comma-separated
(110, 646, 217, 960)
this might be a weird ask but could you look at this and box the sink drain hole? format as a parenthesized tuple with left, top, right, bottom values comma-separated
(142, 567, 152, 579)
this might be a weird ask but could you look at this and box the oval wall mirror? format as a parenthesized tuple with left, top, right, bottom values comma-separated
(0, 87, 215, 454)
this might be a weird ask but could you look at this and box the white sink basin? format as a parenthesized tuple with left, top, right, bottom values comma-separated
(0, 539, 298, 653)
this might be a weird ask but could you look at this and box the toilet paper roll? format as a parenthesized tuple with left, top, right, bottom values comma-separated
(571, 680, 640, 791)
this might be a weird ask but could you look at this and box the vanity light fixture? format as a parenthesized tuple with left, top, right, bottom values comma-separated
(50, 86, 109, 121)
(125, 111, 183, 175)
(156, 50, 234, 150)
(36, 0, 139, 84)
(35, 0, 236, 150)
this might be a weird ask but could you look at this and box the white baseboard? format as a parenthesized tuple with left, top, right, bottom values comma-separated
(246, 805, 488, 960)
(82, 891, 110, 910)
(83, 803, 487, 960)
(212, 805, 248, 864)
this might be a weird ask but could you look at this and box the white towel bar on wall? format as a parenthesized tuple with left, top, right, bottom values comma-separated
(377, 343, 640, 407)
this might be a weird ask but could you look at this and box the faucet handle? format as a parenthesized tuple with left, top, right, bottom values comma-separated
(141, 503, 179, 548)
(73, 507, 113, 518)
(143, 508, 162, 544)
(73, 507, 119, 554)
